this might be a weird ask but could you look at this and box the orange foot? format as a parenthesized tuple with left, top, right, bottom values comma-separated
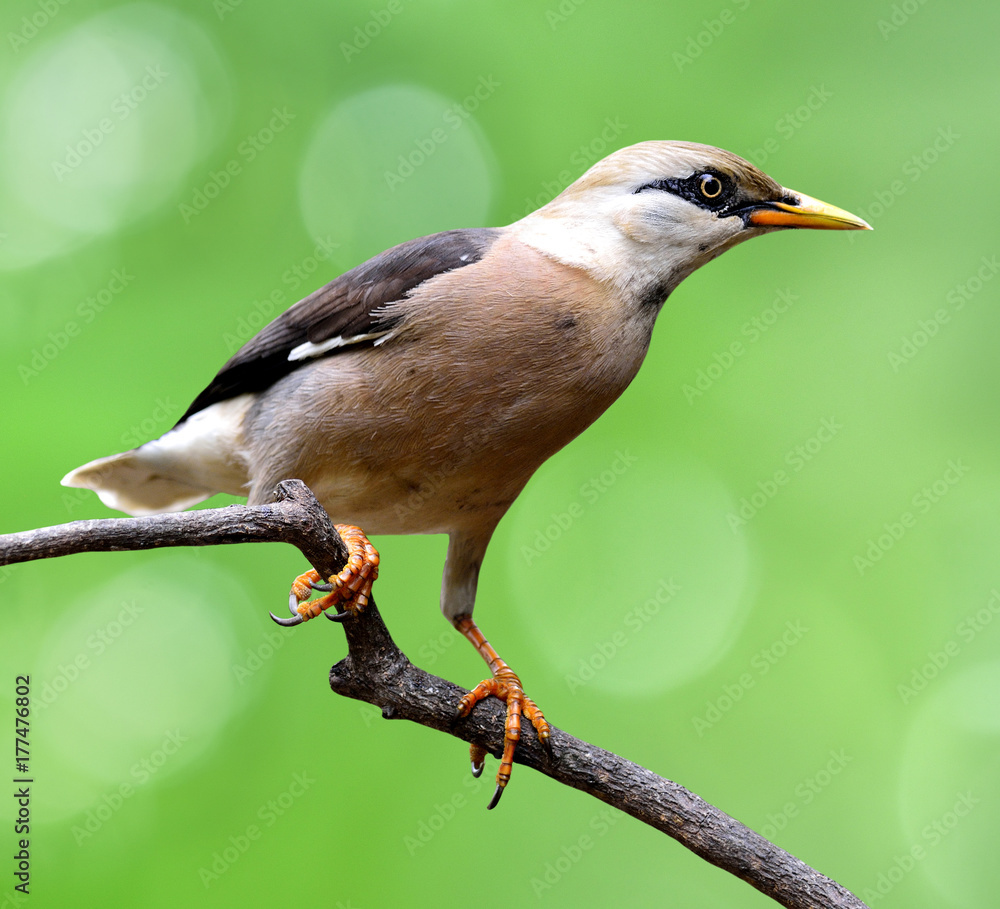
(454, 614, 551, 809)
(270, 525, 379, 626)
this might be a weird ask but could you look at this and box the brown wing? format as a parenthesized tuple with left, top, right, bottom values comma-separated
(177, 228, 502, 423)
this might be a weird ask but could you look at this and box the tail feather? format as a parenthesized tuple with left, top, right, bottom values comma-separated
(62, 451, 215, 516)
(61, 395, 252, 516)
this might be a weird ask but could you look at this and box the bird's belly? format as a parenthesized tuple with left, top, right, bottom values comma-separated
(253, 383, 616, 537)
(298, 394, 585, 536)
(244, 298, 651, 536)
(304, 461, 512, 536)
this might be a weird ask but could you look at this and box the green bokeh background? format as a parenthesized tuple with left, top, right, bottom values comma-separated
(2, 1, 998, 906)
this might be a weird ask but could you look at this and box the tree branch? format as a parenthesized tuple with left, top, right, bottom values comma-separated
(0, 480, 868, 909)
(0, 480, 347, 579)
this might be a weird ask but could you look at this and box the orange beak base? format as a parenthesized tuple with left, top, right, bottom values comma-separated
(748, 191, 872, 231)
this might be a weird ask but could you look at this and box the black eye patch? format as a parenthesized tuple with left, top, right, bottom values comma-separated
(634, 171, 738, 213)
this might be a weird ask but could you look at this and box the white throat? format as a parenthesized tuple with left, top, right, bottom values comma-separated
(511, 193, 737, 307)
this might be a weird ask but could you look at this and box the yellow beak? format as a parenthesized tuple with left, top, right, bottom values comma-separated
(748, 191, 872, 231)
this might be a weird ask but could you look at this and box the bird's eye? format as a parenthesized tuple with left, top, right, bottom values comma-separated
(699, 174, 723, 199)
(632, 171, 734, 212)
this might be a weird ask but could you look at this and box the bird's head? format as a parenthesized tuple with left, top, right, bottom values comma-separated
(516, 140, 870, 305)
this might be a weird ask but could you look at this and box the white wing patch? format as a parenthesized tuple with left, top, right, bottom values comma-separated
(287, 330, 393, 362)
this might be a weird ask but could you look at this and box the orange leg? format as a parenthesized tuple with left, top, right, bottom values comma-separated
(453, 614, 551, 809)
(270, 525, 379, 626)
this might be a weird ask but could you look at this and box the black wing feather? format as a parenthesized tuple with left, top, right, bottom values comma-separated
(177, 227, 501, 423)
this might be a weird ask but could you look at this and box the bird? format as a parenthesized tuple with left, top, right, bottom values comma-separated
(62, 140, 870, 808)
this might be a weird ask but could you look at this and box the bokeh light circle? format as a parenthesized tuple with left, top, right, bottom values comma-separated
(32, 559, 251, 825)
(0, 3, 231, 270)
(898, 660, 1000, 907)
(505, 450, 755, 696)
(298, 83, 499, 266)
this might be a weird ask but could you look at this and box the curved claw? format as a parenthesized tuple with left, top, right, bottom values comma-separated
(486, 784, 504, 811)
(279, 527, 379, 629)
(470, 742, 486, 778)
